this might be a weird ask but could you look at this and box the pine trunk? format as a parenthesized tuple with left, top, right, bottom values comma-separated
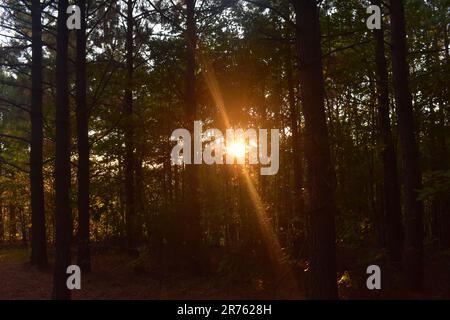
(124, 0, 137, 255)
(294, 0, 338, 299)
(373, 1, 403, 263)
(30, 0, 48, 267)
(184, 0, 203, 273)
(389, 0, 424, 291)
(52, 0, 72, 300)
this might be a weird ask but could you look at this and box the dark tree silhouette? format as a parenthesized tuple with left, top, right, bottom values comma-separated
(294, 0, 338, 299)
(52, 0, 72, 300)
(389, 0, 424, 292)
(184, 0, 203, 273)
(124, 0, 138, 256)
(30, 0, 47, 267)
(373, 0, 403, 264)
(286, 44, 304, 226)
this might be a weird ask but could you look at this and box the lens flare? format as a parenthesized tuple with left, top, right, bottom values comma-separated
(228, 141, 246, 159)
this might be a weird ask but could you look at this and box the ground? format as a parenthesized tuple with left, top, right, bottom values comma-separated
(0, 246, 281, 300)
(0, 245, 449, 300)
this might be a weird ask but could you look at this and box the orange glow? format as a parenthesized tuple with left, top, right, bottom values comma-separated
(228, 141, 246, 160)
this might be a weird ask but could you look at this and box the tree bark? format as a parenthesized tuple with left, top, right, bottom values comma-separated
(30, 0, 48, 267)
(52, 0, 72, 300)
(184, 0, 203, 273)
(373, 0, 403, 264)
(389, 0, 424, 291)
(294, 0, 338, 299)
(124, 0, 137, 256)
(286, 45, 304, 221)
(76, 0, 91, 272)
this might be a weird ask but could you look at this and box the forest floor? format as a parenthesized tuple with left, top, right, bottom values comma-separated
(0, 245, 449, 300)
(0, 246, 287, 300)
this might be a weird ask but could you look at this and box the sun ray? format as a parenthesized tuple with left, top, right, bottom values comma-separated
(199, 45, 300, 297)
(240, 168, 300, 297)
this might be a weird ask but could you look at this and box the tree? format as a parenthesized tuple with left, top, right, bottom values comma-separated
(294, 0, 338, 299)
(76, 0, 91, 272)
(389, 0, 424, 292)
(285, 41, 304, 232)
(372, 0, 403, 264)
(183, 0, 203, 272)
(52, 0, 72, 300)
(30, 0, 47, 267)
(123, 0, 138, 256)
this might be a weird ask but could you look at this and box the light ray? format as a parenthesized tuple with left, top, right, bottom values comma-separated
(240, 168, 300, 297)
(198, 46, 301, 297)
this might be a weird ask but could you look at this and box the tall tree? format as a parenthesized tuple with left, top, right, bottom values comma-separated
(52, 0, 72, 300)
(124, 0, 138, 255)
(372, 0, 403, 264)
(76, 0, 91, 272)
(30, 0, 47, 267)
(389, 0, 424, 291)
(184, 0, 203, 272)
(286, 44, 304, 223)
(294, 0, 338, 299)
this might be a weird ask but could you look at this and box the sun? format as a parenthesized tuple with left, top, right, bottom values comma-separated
(228, 141, 246, 159)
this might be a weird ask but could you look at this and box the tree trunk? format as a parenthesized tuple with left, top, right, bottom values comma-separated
(286, 45, 304, 222)
(30, 0, 48, 267)
(286, 44, 307, 267)
(52, 0, 72, 300)
(294, 0, 338, 299)
(124, 0, 137, 256)
(373, 0, 403, 264)
(76, 0, 91, 272)
(429, 100, 449, 248)
(184, 0, 203, 273)
(389, 0, 424, 291)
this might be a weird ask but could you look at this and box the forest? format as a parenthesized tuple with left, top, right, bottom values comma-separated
(0, 0, 449, 300)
